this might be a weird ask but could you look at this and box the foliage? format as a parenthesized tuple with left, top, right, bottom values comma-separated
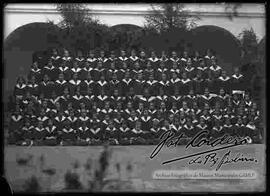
(55, 3, 111, 52)
(56, 4, 93, 28)
(54, 3, 200, 53)
(88, 144, 112, 191)
(144, 3, 200, 33)
(23, 175, 41, 192)
(238, 28, 258, 63)
(64, 170, 82, 190)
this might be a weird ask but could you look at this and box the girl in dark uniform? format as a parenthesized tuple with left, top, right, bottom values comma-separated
(211, 119, 224, 139)
(33, 120, 46, 145)
(148, 51, 160, 70)
(139, 50, 148, 70)
(89, 115, 102, 145)
(21, 118, 34, 145)
(223, 117, 234, 136)
(104, 120, 119, 145)
(50, 48, 61, 67)
(77, 121, 91, 146)
(169, 51, 179, 68)
(159, 50, 169, 68)
(58, 60, 71, 80)
(149, 119, 162, 144)
(26, 76, 39, 98)
(43, 59, 59, 81)
(14, 76, 27, 100)
(28, 62, 42, 83)
(74, 50, 85, 68)
(180, 72, 192, 96)
(119, 120, 131, 145)
(44, 118, 58, 146)
(130, 121, 145, 145)
(183, 118, 195, 138)
(68, 73, 81, 96)
(121, 71, 133, 97)
(86, 50, 97, 69)
(129, 49, 139, 69)
(231, 67, 244, 94)
(61, 49, 73, 69)
(39, 74, 55, 99)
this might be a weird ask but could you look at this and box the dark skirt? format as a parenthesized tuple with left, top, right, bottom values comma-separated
(33, 130, 46, 140)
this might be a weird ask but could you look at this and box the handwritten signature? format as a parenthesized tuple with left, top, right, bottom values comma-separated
(188, 150, 257, 171)
(150, 130, 257, 170)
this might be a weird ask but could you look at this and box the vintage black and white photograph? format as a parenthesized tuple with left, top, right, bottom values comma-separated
(3, 3, 266, 193)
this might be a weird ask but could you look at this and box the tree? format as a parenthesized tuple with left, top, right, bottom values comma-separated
(238, 28, 258, 63)
(238, 28, 261, 98)
(144, 3, 200, 33)
(55, 3, 111, 52)
(56, 4, 94, 28)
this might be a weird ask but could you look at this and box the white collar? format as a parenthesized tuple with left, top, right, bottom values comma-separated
(106, 127, 116, 131)
(232, 74, 243, 79)
(16, 84, 26, 89)
(119, 56, 128, 61)
(98, 57, 108, 62)
(120, 127, 129, 132)
(90, 128, 101, 134)
(246, 124, 256, 130)
(46, 126, 56, 132)
(148, 57, 159, 62)
(44, 65, 55, 70)
(170, 57, 179, 62)
(51, 56, 60, 60)
(219, 76, 230, 81)
(87, 57, 97, 62)
(36, 127, 44, 132)
(97, 80, 107, 85)
(73, 95, 83, 99)
(123, 78, 132, 83)
(130, 56, 138, 61)
(71, 67, 82, 71)
(185, 67, 194, 71)
(181, 78, 191, 83)
(79, 127, 89, 131)
(62, 56, 71, 60)
(11, 115, 23, 121)
(210, 65, 221, 71)
(56, 80, 66, 84)
(69, 80, 81, 85)
(59, 66, 68, 71)
(31, 68, 41, 72)
(75, 57, 84, 61)
(141, 116, 151, 121)
(97, 95, 108, 99)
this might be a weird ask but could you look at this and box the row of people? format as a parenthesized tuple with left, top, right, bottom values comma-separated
(30, 49, 241, 81)
(10, 106, 260, 131)
(31, 55, 224, 79)
(15, 68, 244, 98)
(12, 86, 254, 111)
(9, 111, 262, 146)
(10, 89, 261, 134)
(37, 49, 219, 69)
